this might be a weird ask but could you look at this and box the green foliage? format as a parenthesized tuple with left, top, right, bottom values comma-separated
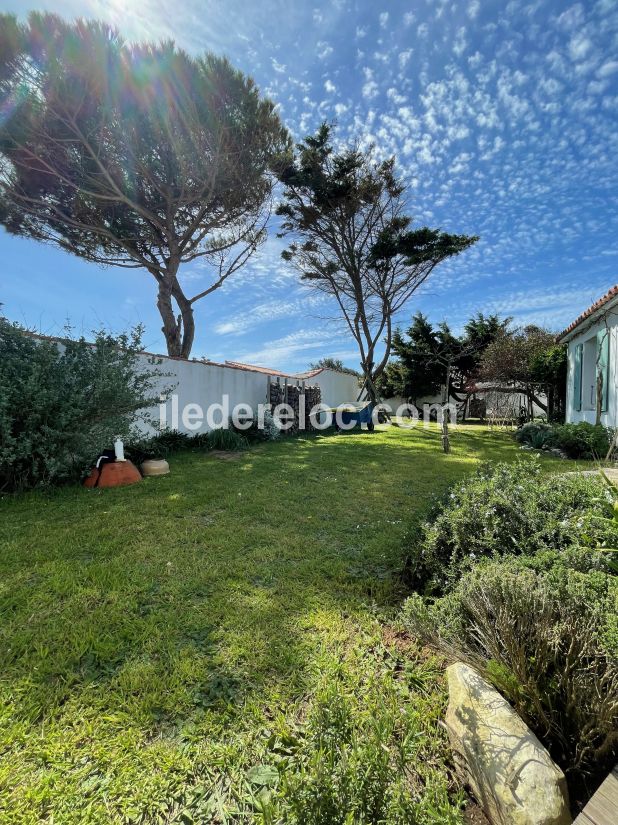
(382, 313, 444, 401)
(130, 426, 250, 457)
(0, 12, 290, 357)
(382, 312, 507, 403)
(480, 326, 567, 420)
(232, 410, 282, 443)
(126, 429, 210, 463)
(208, 426, 249, 451)
(551, 422, 613, 459)
(408, 457, 610, 593)
(577, 471, 618, 574)
(404, 559, 618, 783)
(514, 421, 555, 449)
(0, 318, 160, 491)
(273, 666, 462, 825)
(403, 454, 618, 790)
(516, 421, 614, 458)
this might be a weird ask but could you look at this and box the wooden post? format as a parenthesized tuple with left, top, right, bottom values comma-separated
(442, 362, 451, 454)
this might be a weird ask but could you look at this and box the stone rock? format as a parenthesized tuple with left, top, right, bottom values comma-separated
(446, 663, 571, 825)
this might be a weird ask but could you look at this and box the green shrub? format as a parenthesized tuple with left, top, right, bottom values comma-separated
(515, 421, 555, 450)
(126, 429, 209, 463)
(409, 458, 609, 594)
(402, 559, 618, 784)
(0, 319, 161, 491)
(208, 427, 249, 451)
(516, 421, 614, 458)
(551, 422, 613, 459)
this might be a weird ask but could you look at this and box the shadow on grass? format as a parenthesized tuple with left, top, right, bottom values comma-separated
(0, 424, 558, 731)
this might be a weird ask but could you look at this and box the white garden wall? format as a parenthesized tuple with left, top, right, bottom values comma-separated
(28, 333, 363, 436)
(137, 353, 362, 435)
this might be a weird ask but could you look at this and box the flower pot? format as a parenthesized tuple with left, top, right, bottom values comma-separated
(84, 460, 142, 488)
(141, 459, 170, 477)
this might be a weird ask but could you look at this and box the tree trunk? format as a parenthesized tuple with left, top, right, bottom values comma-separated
(173, 284, 195, 359)
(155, 271, 195, 358)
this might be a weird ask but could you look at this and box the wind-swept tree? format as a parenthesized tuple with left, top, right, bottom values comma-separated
(276, 125, 477, 401)
(0, 13, 290, 357)
(381, 311, 506, 409)
(379, 313, 443, 403)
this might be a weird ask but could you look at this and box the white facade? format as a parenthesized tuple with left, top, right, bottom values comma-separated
(560, 291, 618, 427)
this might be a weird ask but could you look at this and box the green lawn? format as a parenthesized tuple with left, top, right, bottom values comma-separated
(0, 425, 580, 824)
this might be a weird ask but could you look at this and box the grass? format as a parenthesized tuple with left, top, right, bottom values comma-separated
(0, 424, 583, 824)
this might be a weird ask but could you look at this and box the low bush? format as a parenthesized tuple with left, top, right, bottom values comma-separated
(208, 427, 249, 451)
(516, 421, 614, 459)
(408, 457, 610, 594)
(403, 558, 618, 785)
(0, 319, 160, 492)
(126, 429, 210, 463)
(514, 421, 555, 450)
(552, 422, 613, 459)
(127, 425, 250, 461)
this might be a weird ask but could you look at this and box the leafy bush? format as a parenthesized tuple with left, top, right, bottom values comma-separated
(128, 425, 252, 461)
(126, 429, 209, 463)
(409, 457, 610, 594)
(0, 319, 160, 491)
(578, 472, 618, 574)
(208, 427, 249, 451)
(403, 559, 618, 784)
(516, 421, 614, 459)
(551, 422, 613, 459)
(514, 421, 555, 450)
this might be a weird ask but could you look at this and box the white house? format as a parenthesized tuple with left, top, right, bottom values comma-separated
(558, 285, 618, 426)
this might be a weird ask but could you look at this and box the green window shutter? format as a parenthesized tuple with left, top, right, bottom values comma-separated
(573, 343, 582, 412)
(597, 329, 610, 413)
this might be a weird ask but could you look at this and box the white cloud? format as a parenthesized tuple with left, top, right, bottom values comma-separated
(398, 49, 413, 70)
(568, 33, 593, 61)
(598, 60, 618, 77)
(379, 11, 389, 28)
(362, 67, 379, 99)
(271, 58, 286, 74)
(324, 78, 336, 94)
(453, 27, 467, 57)
(467, 0, 480, 20)
(234, 327, 346, 370)
(556, 4, 586, 31)
(316, 41, 333, 60)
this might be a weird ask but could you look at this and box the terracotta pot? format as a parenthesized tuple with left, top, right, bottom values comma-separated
(141, 458, 170, 477)
(84, 460, 142, 488)
(83, 467, 100, 488)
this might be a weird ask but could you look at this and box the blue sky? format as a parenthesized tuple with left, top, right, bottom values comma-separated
(1, 0, 617, 371)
